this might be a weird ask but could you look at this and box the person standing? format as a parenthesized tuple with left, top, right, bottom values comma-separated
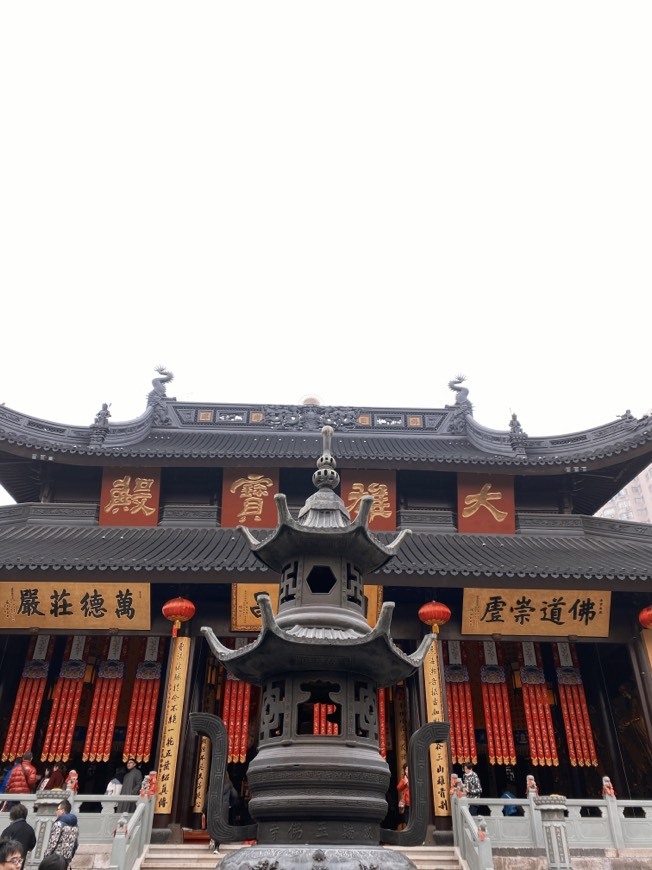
(118, 759, 142, 813)
(5, 754, 39, 795)
(3, 754, 39, 810)
(39, 763, 66, 794)
(43, 800, 79, 869)
(104, 768, 123, 812)
(462, 763, 482, 816)
(1, 805, 36, 869)
(397, 764, 410, 827)
(63, 771, 78, 794)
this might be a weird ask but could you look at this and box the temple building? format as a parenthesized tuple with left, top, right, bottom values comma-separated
(1, 369, 652, 831)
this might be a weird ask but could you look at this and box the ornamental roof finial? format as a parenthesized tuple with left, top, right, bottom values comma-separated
(312, 425, 340, 491)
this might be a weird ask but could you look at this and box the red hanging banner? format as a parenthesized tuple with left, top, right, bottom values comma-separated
(553, 642, 598, 767)
(84, 638, 125, 762)
(444, 680, 458, 763)
(478, 642, 516, 766)
(41, 637, 88, 763)
(137, 671, 155, 763)
(239, 683, 252, 763)
(226, 675, 239, 762)
(444, 641, 477, 765)
(123, 637, 163, 763)
(463, 681, 478, 764)
(222, 675, 233, 751)
(233, 680, 245, 762)
(378, 689, 387, 758)
(2, 636, 53, 761)
(519, 642, 558, 766)
(313, 702, 320, 735)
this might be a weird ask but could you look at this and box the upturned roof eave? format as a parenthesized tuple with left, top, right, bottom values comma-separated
(240, 517, 403, 575)
(0, 398, 651, 470)
(200, 595, 434, 685)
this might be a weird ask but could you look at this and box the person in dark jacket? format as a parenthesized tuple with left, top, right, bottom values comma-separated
(1, 804, 36, 869)
(121, 759, 142, 796)
(118, 759, 142, 813)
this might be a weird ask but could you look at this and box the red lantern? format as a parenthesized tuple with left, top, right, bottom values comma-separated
(639, 606, 652, 630)
(162, 596, 196, 637)
(418, 601, 451, 633)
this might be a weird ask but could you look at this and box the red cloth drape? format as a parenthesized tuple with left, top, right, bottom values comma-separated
(444, 642, 477, 765)
(478, 642, 515, 766)
(83, 652, 125, 762)
(123, 639, 163, 763)
(2, 637, 53, 762)
(553, 643, 598, 767)
(378, 688, 387, 757)
(519, 643, 558, 766)
(42, 638, 88, 762)
(222, 674, 254, 762)
(312, 703, 339, 736)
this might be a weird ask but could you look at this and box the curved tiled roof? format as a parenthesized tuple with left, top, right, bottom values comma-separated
(2, 390, 652, 517)
(0, 505, 650, 586)
(0, 398, 651, 471)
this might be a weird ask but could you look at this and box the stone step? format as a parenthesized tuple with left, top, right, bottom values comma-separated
(140, 842, 465, 870)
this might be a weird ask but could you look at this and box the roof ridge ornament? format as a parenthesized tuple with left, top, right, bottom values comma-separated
(447, 374, 473, 433)
(147, 365, 175, 403)
(89, 403, 111, 448)
(509, 412, 528, 453)
(147, 365, 175, 426)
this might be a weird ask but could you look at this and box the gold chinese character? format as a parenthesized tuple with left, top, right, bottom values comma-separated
(104, 475, 156, 516)
(130, 478, 156, 515)
(462, 482, 508, 522)
(230, 474, 274, 523)
(346, 482, 392, 524)
(104, 476, 132, 513)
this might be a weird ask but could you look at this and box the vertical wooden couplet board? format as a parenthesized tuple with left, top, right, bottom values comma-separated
(155, 635, 191, 815)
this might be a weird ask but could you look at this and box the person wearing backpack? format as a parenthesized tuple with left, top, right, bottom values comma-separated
(2, 754, 40, 811)
(43, 800, 79, 869)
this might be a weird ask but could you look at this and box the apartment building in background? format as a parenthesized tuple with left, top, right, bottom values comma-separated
(596, 462, 652, 523)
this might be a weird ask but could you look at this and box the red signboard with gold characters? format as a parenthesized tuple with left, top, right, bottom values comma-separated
(340, 471, 396, 531)
(99, 468, 161, 527)
(457, 473, 515, 535)
(221, 468, 279, 528)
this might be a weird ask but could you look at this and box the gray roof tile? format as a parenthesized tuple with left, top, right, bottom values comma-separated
(0, 508, 650, 585)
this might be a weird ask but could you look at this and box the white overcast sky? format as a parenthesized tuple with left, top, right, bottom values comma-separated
(1, 3, 651, 504)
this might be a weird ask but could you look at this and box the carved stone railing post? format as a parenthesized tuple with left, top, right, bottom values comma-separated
(476, 817, 494, 870)
(26, 791, 74, 869)
(534, 795, 571, 870)
(603, 789, 625, 849)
